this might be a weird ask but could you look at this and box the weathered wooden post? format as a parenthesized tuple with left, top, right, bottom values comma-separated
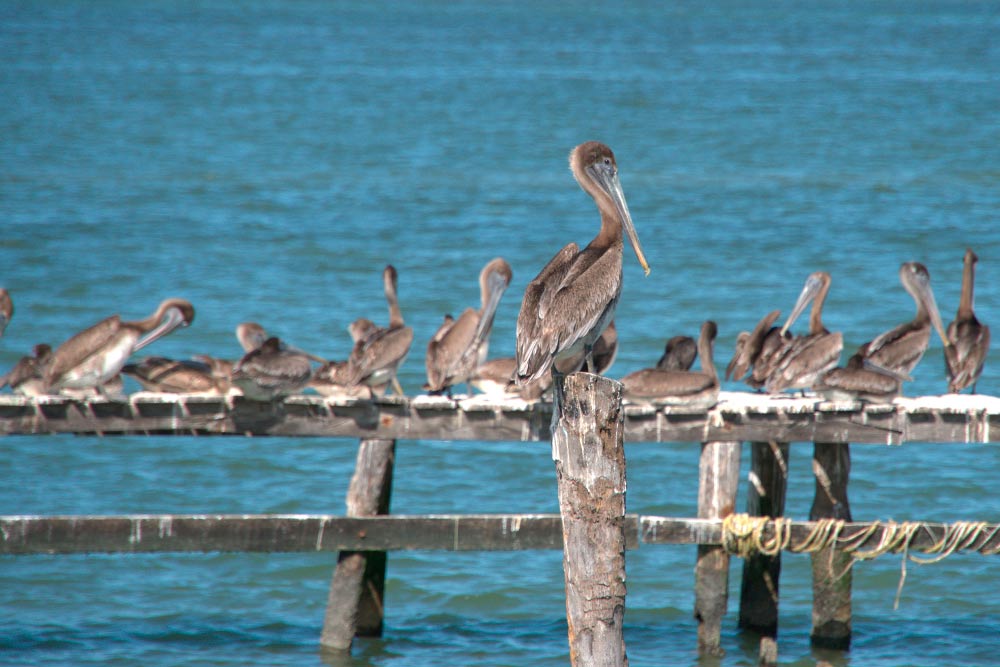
(810, 441, 852, 650)
(320, 437, 395, 652)
(552, 372, 628, 667)
(694, 440, 742, 657)
(738, 440, 789, 667)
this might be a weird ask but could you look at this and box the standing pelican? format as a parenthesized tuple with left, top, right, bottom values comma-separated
(346, 265, 414, 397)
(854, 262, 950, 377)
(44, 298, 195, 395)
(515, 141, 649, 390)
(725, 310, 780, 384)
(621, 320, 720, 408)
(230, 337, 314, 400)
(658, 334, 697, 371)
(945, 249, 990, 393)
(1, 343, 52, 396)
(425, 257, 513, 396)
(765, 271, 843, 394)
(0, 289, 11, 337)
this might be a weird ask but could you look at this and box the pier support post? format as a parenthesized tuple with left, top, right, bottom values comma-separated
(738, 440, 789, 667)
(694, 440, 742, 657)
(810, 442, 852, 650)
(552, 372, 628, 667)
(320, 437, 395, 652)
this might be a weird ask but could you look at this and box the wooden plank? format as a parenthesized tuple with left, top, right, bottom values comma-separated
(322, 438, 396, 650)
(810, 442, 853, 651)
(693, 441, 741, 657)
(552, 373, 628, 667)
(3, 392, 1000, 444)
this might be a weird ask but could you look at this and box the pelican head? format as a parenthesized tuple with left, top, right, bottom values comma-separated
(900, 261, 950, 348)
(571, 141, 650, 275)
(236, 322, 268, 352)
(780, 271, 830, 336)
(133, 298, 195, 352)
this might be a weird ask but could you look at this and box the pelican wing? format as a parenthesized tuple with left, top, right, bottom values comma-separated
(858, 322, 930, 376)
(44, 315, 123, 386)
(765, 332, 843, 393)
(946, 320, 990, 392)
(348, 325, 414, 385)
(622, 369, 716, 399)
(425, 308, 479, 391)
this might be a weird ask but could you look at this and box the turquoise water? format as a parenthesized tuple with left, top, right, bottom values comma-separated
(3, 1, 1000, 665)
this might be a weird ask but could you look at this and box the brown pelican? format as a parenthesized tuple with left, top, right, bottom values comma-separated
(309, 318, 379, 398)
(122, 356, 227, 395)
(44, 298, 195, 395)
(1, 343, 52, 396)
(657, 334, 697, 371)
(945, 249, 990, 393)
(854, 262, 950, 377)
(765, 271, 843, 394)
(813, 355, 904, 404)
(189, 321, 274, 384)
(621, 320, 719, 408)
(553, 319, 620, 376)
(424, 257, 513, 396)
(0, 288, 11, 337)
(470, 357, 551, 400)
(725, 310, 781, 384)
(515, 142, 649, 391)
(230, 337, 314, 400)
(346, 265, 414, 397)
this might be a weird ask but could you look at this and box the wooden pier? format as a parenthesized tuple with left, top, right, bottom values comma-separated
(4, 388, 1000, 663)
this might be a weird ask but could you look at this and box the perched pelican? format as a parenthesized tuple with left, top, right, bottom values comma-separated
(346, 265, 414, 397)
(191, 321, 275, 383)
(0, 288, 11, 337)
(813, 355, 904, 404)
(425, 257, 513, 396)
(44, 298, 195, 395)
(515, 141, 649, 390)
(621, 320, 720, 409)
(310, 318, 380, 398)
(657, 334, 697, 371)
(0, 343, 52, 396)
(945, 249, 990, 393)
(765, 271, 843, 394)
(725, 310, 780, 384)
(122, 356, 226, 395)
(231, 337, 314, 400)
(854, 262, 950, 377)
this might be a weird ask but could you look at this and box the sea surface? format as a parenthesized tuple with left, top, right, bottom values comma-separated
(2, 1, 1000, 665)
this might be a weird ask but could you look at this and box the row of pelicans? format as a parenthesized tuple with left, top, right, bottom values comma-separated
(0, 142, 990, 409)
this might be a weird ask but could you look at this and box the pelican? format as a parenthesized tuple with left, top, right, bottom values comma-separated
(0, 288, 11, 337)
(854, 262, 950, 377)
(621, 320, 719, 409)
(515, 141, 649, 392)
(310, 318, 380, 398)
(1, 343, 52, 396)
(424, 257, 513, 396)
(44, 298, 195, 395)
(122, 356, 226, 395)
(346, 265, 414, 397)
(765, 271, 843, 394)
(657, 334, 697, 371)
(813, 355, 904, 404)
(945, 248, 989, 393)
(190, 321, 275, 383)
(470, 357, 551, 400)
(230, 337, 314, 400)
(725, 310, 780, 384)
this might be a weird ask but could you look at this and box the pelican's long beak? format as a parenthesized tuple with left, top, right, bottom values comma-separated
(134, 306, 190, 352)
(780, 275, 822, 336)
(920, 282, 952, 349)
(280, 341, 328, 364)
(593, 165, 650, 276)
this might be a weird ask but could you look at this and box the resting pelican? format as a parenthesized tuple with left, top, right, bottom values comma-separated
(658, 334, 697, 371)
(1, 343, 51, 396)
(310, 318, 380, 398)
(0, 288, 11, 337)
(765, 271, 843, 394)
(346, 265, 414, 397)
(725, 310, 781, 384)
(945, 248, 989, 393)
(44, 298, 195, 395)
(425, 257, 513, 396)
(814, 355, 905, 404)
(515, 141, 649, 391)
(854, 262, 950, 377)
(122, 356, 226, 395)
(621, 320, 719, 408)
(231, 337, 314, 400)
(470, 357, 551, 401)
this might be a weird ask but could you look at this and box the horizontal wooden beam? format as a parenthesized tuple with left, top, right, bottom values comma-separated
(2, 391, 1000, 444)
(3, 514, 999, 556)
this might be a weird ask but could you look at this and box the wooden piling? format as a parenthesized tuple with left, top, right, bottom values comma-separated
(810, 441, 852, 650)
(694, 440, 742, 657)
(320, 437, 395, 652)
(738, 441, 789, 667)
(552, 373, 628, 667)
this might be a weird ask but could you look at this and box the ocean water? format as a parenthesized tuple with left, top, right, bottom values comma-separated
(2, 1, 1000, 665)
